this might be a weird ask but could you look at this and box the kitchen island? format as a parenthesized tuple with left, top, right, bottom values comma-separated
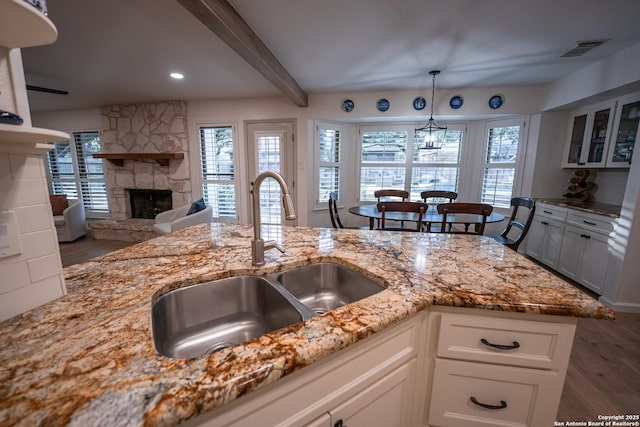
(0, 224, 613, 426)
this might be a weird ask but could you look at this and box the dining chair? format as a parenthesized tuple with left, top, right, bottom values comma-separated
(433, 202, 494, 235)
(329, 192, 368, 229)
(375, 189, 410, 228)
(488, 197, 536, 251)
(421, 190, 458, 231)
(376, 201, 427, 232)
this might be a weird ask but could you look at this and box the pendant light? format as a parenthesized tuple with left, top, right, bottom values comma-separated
(416, 70, 447, 149)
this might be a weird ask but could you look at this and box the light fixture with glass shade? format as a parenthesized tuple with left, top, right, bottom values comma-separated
(416, 70, 447, 149)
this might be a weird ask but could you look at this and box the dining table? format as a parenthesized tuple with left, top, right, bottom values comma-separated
(348, 204, 505, 232)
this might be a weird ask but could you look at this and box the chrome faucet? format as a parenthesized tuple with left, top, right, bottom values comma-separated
(251, 171, 297, 266)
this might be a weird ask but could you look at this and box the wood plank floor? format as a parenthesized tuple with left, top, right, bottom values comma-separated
(58, 238, 640, 421)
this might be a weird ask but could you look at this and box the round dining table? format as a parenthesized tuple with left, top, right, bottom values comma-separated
(348, 204, 505, 231)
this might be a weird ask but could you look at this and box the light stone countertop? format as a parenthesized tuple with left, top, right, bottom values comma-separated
(0, 224, 613, 426)
(536, 198, 622, 218)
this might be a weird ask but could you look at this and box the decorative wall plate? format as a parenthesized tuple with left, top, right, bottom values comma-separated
(449, 95, 463, 110)
(342, 99, 355, 113)
(489, 94, 504, 110)
(377, 98, 390, 112)
(413, 96, 426, 111)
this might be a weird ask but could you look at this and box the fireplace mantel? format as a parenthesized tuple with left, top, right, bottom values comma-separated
(93, 152, 184, 166)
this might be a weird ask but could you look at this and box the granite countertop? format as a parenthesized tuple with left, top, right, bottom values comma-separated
(0, 224, 613, 426)
(536, 198, 622, 218)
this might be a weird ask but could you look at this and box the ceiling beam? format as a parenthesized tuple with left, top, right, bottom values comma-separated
(176, 0, 308, 107)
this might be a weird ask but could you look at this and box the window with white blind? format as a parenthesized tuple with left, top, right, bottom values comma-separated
(46, 131, 108, 217)
(199, 125, 237, 220)
(481, 120, 524, 208)
(316, 122, 342, 205)
(358, 124, 464, 202)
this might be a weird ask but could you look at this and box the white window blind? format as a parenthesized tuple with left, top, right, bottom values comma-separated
(317, 123, 341, 204)
(46, 131, 109, 217)
(199, 126, 236, 219)
(481, 123, 522, 208)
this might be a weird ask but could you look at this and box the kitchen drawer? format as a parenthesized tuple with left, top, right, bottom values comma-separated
(436, 312, 575, 370)
(428, 359, 563, 427)
(536, 203, 567, 221)
(566, 211, 615, 235)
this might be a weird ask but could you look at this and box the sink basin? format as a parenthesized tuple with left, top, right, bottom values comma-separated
(151, 276, 305, 359)
(275, 263, 385, 314)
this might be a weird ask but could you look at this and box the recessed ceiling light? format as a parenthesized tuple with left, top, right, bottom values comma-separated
(170, 72, 184, 79)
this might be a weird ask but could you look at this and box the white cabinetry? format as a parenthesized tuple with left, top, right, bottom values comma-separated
(525, 203, 567, 269)
(557, 211, 615, 294)
(606, 92, 640, 168)
(184, 313, 422, 427)
(426, 308, 576, 427)
(562, 101, 616, 168)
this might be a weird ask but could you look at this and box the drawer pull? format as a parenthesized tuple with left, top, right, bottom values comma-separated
(480, 338, 520, 350)
(470, 396, 508, 410)
(543, 210, 553, 215)
(580, 234, 591, 239)
(541, 221, 549, 226)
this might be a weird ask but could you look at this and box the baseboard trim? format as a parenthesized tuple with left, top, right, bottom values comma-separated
(598, 296, 640, 313)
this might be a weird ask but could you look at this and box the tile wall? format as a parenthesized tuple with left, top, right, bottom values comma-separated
(0, 152, 66, 321)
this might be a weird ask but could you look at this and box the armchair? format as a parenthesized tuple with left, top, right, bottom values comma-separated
(53, 198, 87, 242)
(153, 202, 213, 235)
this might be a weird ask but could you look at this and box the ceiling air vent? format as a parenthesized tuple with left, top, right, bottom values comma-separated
(561, 40, 609, 58)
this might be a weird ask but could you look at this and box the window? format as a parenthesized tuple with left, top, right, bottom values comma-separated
(316, 122, 342, 204)
(358, 124, 464, 202)
(199, 126, 236, 220)
(481, 120, 524, 208)
(46, 131, 108, 217)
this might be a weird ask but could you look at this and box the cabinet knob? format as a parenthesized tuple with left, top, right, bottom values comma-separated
(470, 396, 507, 410)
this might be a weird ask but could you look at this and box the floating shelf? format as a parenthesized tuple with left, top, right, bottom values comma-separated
(0, 0, 58, 48)
(0, 124, 69, 153)
(93, 152, 185, 167)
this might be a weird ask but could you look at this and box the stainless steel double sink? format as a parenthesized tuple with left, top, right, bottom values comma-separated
(151, 263, 385, 359)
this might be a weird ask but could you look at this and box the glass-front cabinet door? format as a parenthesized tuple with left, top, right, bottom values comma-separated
(606, 93, 640, 168)
(562, 102, 616, 168)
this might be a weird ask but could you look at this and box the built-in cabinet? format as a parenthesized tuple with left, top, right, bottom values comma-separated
(526, 202, 616, 295)
(562, 93, 640, 169)
(562, 101, 616, 168)
(525, 203, 567, 269)
(606, 92, 640, 168)
(185, 307, 577, 427)
(426, 308, 575, 427)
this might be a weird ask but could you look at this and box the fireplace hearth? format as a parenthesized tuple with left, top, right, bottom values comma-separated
(129, 189, 172, 219)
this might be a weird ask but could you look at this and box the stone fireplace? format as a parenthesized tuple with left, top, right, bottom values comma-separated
(129, 189, 172, 219)
(99, 101, 191, 221)
(89, 101, 192, 241)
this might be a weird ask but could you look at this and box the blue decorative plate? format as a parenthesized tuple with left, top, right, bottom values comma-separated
(413, 96, 426, 111)
(377, 98, 390, 112)
(449, 95, 463, 110)
(489, 94, 504, 110)
(342, 99, 355, 113)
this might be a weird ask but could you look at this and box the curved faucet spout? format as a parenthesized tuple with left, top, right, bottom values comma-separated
(251, 171, 297, 266)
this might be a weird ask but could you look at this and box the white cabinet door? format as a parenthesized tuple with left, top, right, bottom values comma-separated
(562, 101, 616, 168)
(557, 225, 584, 281)
(330, 361, 415, 427)
(606, 92, 640, 168)
(558, 224, 611, 294)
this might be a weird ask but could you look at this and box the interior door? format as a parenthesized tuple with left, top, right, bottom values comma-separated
(246, 121, 296, 228)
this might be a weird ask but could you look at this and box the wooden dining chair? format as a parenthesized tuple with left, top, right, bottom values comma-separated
(421, 190, 458, 231)
(488, 197, 536, 251)
(375, 189, 410, 228)
(329, 192, 368, 230)
(376, 201, 427, 232)
(433, 202, 494, 235)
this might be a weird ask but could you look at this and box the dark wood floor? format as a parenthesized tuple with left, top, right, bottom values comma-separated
(58, 238, 640, 421)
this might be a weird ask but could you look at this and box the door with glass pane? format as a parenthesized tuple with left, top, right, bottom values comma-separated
(606, 93, 640, 168)
(246, 121, 296, 228)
